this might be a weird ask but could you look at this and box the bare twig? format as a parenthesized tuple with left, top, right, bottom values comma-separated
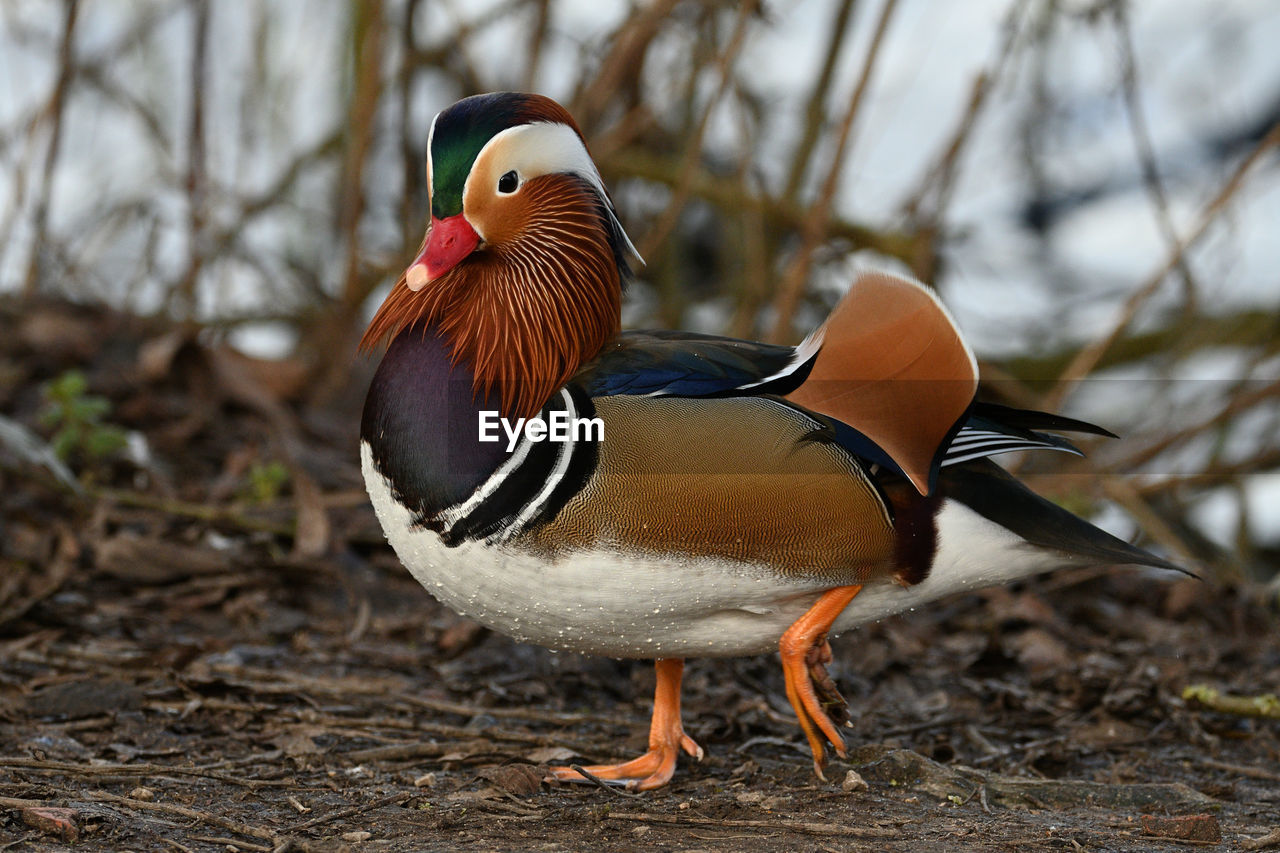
(637, 1, 757, 260)
(523, 0, 551, 89)
(1112, 2, 1198, 311)
(1243, 828, 1280, 851)
(336, 0, 386, 314)
(344, 741, 448, 763)
(1135, 448, 1280, 498)
(0, 757, 295, 790)
(172, 0, 209, 319)
(399, 0, 427, 252)
(564, 764, 646, 798)
(90, 486, 304, 540)
(572, 0, 681, 129)
(1110, 375, 1280, 472)
(400, 694, 611, 726)
(1183, 685, 1280, 720)
(307, 0, 389, 404)
(283, 791, 410, 832)
(188, 839, 271, 853)
(0, 796, 44, 808)
(768, 0, 901, 343)
(1098, 476, 1199, 566)
(1047, 119, 1280, 408)
(1198, 757, 1280, 783)
(605, 812, 899, 838)
(607, 147, 916, 261)
(901, 0, 1028, 280)
(20, 0, 79, 298)
(81, 790, 276, 842)
(782, 0, 858, 204)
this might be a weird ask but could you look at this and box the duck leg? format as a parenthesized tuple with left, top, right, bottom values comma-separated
(550, 658, 703, 791)
(779, 584, 863, 779)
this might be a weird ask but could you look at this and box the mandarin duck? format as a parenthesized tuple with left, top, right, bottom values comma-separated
(360, 92, 1183, 790)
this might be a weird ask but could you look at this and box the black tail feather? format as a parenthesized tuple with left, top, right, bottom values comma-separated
(970, 401, 1119, 440)
(941, 458, 1193, 576)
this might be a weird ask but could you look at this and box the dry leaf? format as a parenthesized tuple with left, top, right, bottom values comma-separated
(479, 764, 545, 795)
(525, 746, 577, 764)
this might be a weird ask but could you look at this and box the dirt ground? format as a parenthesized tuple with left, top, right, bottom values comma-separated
(2, 298, 1278, 852)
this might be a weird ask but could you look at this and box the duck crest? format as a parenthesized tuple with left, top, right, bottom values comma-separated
(427, 92, 588, 219)
(361, 174, 622, 419)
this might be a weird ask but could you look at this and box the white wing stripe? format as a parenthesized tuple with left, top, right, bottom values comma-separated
(942, 443, 1079, 467)
(436, 431, 536, 534)
(491, 389, 578, 543)
(736, 329, 825, 391)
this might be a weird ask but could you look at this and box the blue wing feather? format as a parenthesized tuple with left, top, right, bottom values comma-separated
(577, 330, 817, 398)
(576, 331, 1115, 475)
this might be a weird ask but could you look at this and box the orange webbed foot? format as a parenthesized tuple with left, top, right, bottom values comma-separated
(549, 732, 702, 791)
(779, 585, 863, 780)
(550, 658, 701, 791)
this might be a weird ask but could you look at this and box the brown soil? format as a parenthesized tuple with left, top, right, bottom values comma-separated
(2, 298, 1277, 851)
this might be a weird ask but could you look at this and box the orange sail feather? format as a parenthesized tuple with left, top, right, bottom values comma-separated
(786, 272, 978, 495)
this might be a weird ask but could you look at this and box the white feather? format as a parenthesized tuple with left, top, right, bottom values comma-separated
(735, 328, 825, 391)
(466, 121, 642, 264)
(364, 439, 1073, 660)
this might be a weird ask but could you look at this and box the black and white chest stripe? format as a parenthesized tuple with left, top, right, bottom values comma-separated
(417, 388, 600, 546)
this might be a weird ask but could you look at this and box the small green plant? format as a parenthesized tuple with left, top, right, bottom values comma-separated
(38, 370, 127, 463)
(242, 460, 290, 504)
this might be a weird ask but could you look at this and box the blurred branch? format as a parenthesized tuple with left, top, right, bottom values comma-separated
(399, 0, 427, 252)
(1047, 119, 1280, 409)
(606, 147, 918, 263)
(79, 2, 184, 66)
(768, 0, 900, 343)
(781, 0, 857, 204)
(523, 0, 551, 89)
(403, 0, 527, 95)
(1115, 375, 1280, 472)
(173, 0, 210, 319)
(636, 1, 757, 260)
(74, 62, 172, 155)
(336, 0, 386, 308)
(1135, 449, 1280, 499)
(572, 0, 681, 130)
(1111, 1, 1198, 312)
(728, 172, 771, 338)
(1099, 476, 1199, 567)
(900, 0, 1026, 280)
(998, 308, 1279, 381)
(20, 0, 79, 298)
(310, 0, 388, 401)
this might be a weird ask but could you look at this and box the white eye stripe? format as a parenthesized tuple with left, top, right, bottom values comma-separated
(426, 111, 438, 203)
(466, 121, 642, 263)
(472, 122, 598, 193)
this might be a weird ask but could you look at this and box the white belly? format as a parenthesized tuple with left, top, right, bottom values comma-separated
(362, 443, 1064, 659)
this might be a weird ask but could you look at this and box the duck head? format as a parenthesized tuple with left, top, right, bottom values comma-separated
(362, 92, 640, 419)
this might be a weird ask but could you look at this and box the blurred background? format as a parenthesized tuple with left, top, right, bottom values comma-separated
(2, 0, 1278, 582)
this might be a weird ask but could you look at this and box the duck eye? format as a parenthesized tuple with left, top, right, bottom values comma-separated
(497, 170, 519, 194)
